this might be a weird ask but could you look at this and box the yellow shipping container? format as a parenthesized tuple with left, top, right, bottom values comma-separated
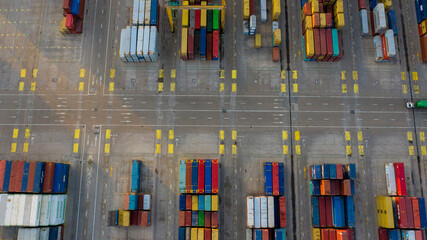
(383, 197, 395, 228)
(272, 3, 280, 21)
(201, 1, 207, 27)
(311, 0, 319, 13)
(243, 0, 250, 20)
(272, 0, 280, 10)
(59, 17, 68, 34)
(118, 210, 124, 226)
(334, 13, 345, 30)
(192, 195, 198, 210)
(212, 229, 219, 240)
(380, 0, 392, 10)
(422, 20, 427, 36)
(212, 195, 218, 211)
(305, 29, 314, 57)
(255, 34, 261, 48)
(333, 0, 344, 15)
(122, 211, 130, 226)
(191, 228, 198, 240)
(182, 1, 189, 27)
(273, 29, 281, 46)
(181, 28, 188, 59)
(375, 197, 383, 227)
(304, 16, 313, 31)
(312, 228, 321, 240)
(320, 13, 326, 28)
(198, 228, 204, 240)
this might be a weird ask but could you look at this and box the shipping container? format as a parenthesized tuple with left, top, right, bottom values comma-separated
(373, 3, 387, 34)
(130, 26, 138, 61)
(205, 228, 212, 240)
(344, 196, 355, 227)
(260, 196, 268, 228)
(181, 28, 188, 60)
(200, 28, 207, 60)
(419, 198, 427, 228)
(279, 197, 286, 228)
(247, 196, 254, 228)
(312, 197, 320, 227)
(196, 10, 201, 29)
(205, 160, 212, 193)
(205, 195, 211, 211)
(212, 160, 219, 193)
(148, 26, 158, 61)
(212, 31, 219, 60)
(179, 227, 186, 240)
(201, 4, 207, 27)
(249, 15, 256, 35)
(150, 0, 158, 25)
(192, 211, 198, 226)
(267, 196, 275, 228)
(191, 159, 198, 193)
(212, 211, 218, 228)
(212, 195, 218, 211)
(186, 160, 192, 193)
(254, 196, 261, 228)
(411, 197, 421, 229)
(312, 228, 321, 240)
(42, 163, 55, 193)
(325, 197, 332, 227)
(332, 196, 345, 228)
(265, 163, 273, 195)
(132, 0, 140, 25)
(198, 195, 205, 211)
(254, 229, 262, 240)
(406, 197, 415, 228)
(213, 10, 219, 30)
(131, 160, 141, 193)
(319, 197, 326, 227)
(192, 195, 198, 211)
(198, 211, 205, 226)
(179, 195, 186, 211)
(374, 35, 384, 62)
(394, 163, 407, 196)
(243, 0, 250, 19)
(185, 211, 192, 227)
(120, 28, 130, 62)
(385, 163, 397, 196)
(212, 229, 218, 240)
(180, 161, 186, 193)
(273, 47, 280, 62)
(205, 211, 211, 227)
(191, 228, 197, 240)
(260, 0, 267, 22)
(198, 160, 205, 193)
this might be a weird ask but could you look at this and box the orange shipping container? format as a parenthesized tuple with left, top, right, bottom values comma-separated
(412, 197, 421, 229)
(301, 2, 312, 19)
(340, 180, 351, 196)
(272, 47, 280, 62)
(421, 34, 427, 62)
(179, 211, 186, 226)
(321, 180, 331, 195)
(312, 13, 321, 28)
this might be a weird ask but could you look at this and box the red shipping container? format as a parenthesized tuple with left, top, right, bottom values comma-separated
(212, 159, 219, 193)
(262, 229, 269, 240)
(272, 47, 280, 62)
(279, 197, 286, 228)
(179, 211, 186, 226)
(76, 0, 86, 20)
(130, 211, 138, 225)
(198, 159, 205, 193)
(319, 197, 326, 227)
(138, 211, 143, 226)
(14, 161, 24, 192)
(66, 14, 75, 31)
(313, 29, 321, 60)
(336, 164, 343, 179)
(211, 212, 218, 228)
(71, 18, 83, 34)
(0, 160, 5, 192)
(348, 229, 354, 240)
(370, 11, 375, 36)
(378, 228, 388, 240)
(63, 0, 71, 13)
(205, 228, 212, 240)
(406, 197, 415, 228)
(340, 180, 351, 195)
(396, 197, 408, 228)
(412, 197, 421, 229)
(205, 211, 211, 227)
(250, 0, 255, 16)
(312, 13, 321, 28)
(207, 33, 213, 61)
(333, 180, 340, 195)
(9, 161, 18, 192)
(322, 180, 331, 195)
(188, 28, 195, 61)
(185, 211, 192, 227)
(381, 34, 391, 60)
(414, 230, 424, 240)
(141, 211, 149, 227)
(419, 24, 424, 36)
(336, 229, 349, 240)
(334, 31, 343, 61)
(329, 229, 337, 240)
(325, 29, 333, 61)
(325, 13, 332, 28)
(325, 197, 333, 227)
(138, 194, 144, 210)
(186, 160, 192, 193)
(272, 162, 279, 195)
(186, 195, 192, 210)
(195, 10, 201, 29)
(319, 29, 327, 60)
(26, 162, 36, 192)
(321, 229, 329, 240)
(303, 3, 312, 17)
(358, 0, 366, 10)
(326, 5, 333, 14)
(394, 163, 407, 196)
(213, 31, 219, 60)
(42, 162, 55, 193)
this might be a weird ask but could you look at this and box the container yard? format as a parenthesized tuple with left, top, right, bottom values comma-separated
(17, 226, 65, 240)
(60, 0, 86, 34)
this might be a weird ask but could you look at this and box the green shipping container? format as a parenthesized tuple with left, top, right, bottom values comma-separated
(207, 10, 213, 32)
(331, 29, 339, 57)
(213, 10, 219, 30)
(198, 211, 205, 226)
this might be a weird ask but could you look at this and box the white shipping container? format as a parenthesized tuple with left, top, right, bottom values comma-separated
(260, 196, 268, 228)
(0, 194, 7, 226)
(143, 194, 151, 210)
(373, 35, 384, 62)
(359, 9, 369, 36)
(61, 195, 68, 224)
(149, 26, 158, 62)
(254, 197, 260, 229)
(143, 26, 151, 61)
(267, 196, 275, 228)
(4, 194, 13, 226)
(23, 195, 32, 226)
(144, 0, 151, 25)
(246, 196, 254, 228)
(407, 230, 416, 240)
(17, 228, 26, 240)
(125, 27, 133, 62)
(138, 0, 145, 25)
(49, 195, 59, 226)
(260, 0, 267, 23)
(373, 3, 387, 34)
(132, 0, 140, 25)
(385, 163, 397, 195)
(39, 228, 49, 240)
(137, 26, 145, 61)
(31, 228, 41, 240)
(384, 29, 396, 58)
(120, 28, 128, 62)
(246, 228, 253, 240)
(243, 20, 249, 35)
(39, 195, 52, 226)
(11, 194, 21, 226)
(29, 195, 42, 227)
(130, 26, 139, 61)
(17, 195, 26, 226)
(272, 21, 279, 34)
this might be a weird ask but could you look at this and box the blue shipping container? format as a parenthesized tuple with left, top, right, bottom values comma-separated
(48, 226, 58, 240)
(198, 195, 205, 210)
(192, 211, 198, 226)
(419, 198, 427, 228)
(348, 163, 356, 179)
(150, 0, 158, 25)
(300, 0, 307, 9)
(33, 162, 45, 193)
(63, 163, 70, 193)
(416, 0, 427, 24)
(310, 180, 320, 195)
(254, 229, 262, 240)
(129, 194, 138, 210)
(332, 196, 345, 227)
(345, 196, 355, 227)
(191, 160, 198, 193)
(2, 161, 12, 192)
(275, 228, 286, 240)
(330, 164, 337, 179)
(387, 10, 398, 35)
(311, 197, 320, 227)
(274, 196, 280, 228)
(131, 160, 141, 193)
(369, 0, 377, 11)
(388, 229, 400, 240)
(264, 162, 273, 195)
(52, 163, 63, 193)
(205, 159, 212, 193)
(416, 0, 422, 24)
(200, 28, 207, 60)
(350, 180, 355, 195)
(179, 195, 186, 210)
(278, 163, 285, 195)
(71, 0, 81, 15)
(21, 162, 30, 192)
(322, 164, 330, 179)
(179, 227, 185, 240)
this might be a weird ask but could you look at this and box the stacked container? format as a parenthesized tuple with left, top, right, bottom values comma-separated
(108, 209, 151, 227)
(301, 0, 344, 62)
(264, 162, 285, 196)
(60, 0, 85, 34)
(369, 2, 397, 62)
(17, 226, 65, 240)
(415, 0, 427, 62)
(310, 163, 356, 238)
(178, 159, 220, 240)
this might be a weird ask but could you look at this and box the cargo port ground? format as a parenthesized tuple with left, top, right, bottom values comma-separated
(0, 0, 426, 239)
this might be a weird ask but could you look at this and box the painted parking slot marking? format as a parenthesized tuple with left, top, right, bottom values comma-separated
(158, 82, 164, 92)
(220, 70, 225, 79)
(358, 145, 364, 156)
(21, 69, 26, 78)
(293, 83, 298, 93)
(11, 143, 17, 153)
(341, 71, 346, 80)
(281, 70, 286, 79)
(19, 82, 24, 91)
(401, 72, 406, 80)
(232, 144, 237, 155)
(414, 85, 420, 94)
(110, 69, 115, 78)
(31, 82, 36, 92)
(231, 130, 237, 140)
(295, 145, 301, 155)
(346, 145, 352, 156)
(345, 131, 350, 141)
(219, 83, 224, 92)
(352, 71, 358, 80)
(420, 132, 425, 142)
(169, 130, 174, 140)
(232, 70, 237, 79)
(407, 132, 413, 142)
(105, 143, 110, 154)
(73, 143, 79, 153)
(295, 131, 300, 141)
(353, 84, 359, 94)
(342, 84, 347, 93)
(33, 69, 38, 78)
(357, 131, 363, 142)
(170, 82, 175, 92)
(281, 83, 286, 93)
(282, 131, 288, 140)
(80, 69, 85, 78)
(283, 145, 288, 155)
(219, 130, 224, 140)
(109, 82, 114, 92)
(422, 146, 427, 156)
(412, 72, 418, 81)
(13, 129, 19, 138)
(168, 144, 174, 154)
(292, 70, 297, 79)
(170, 69, 175, 79)
(25, 129, 30, 139)
(156, 130, 162, 139)
(409, 146, 415, 156)
(79, 82, 84, 91)
(155, 144, 161, 154)
(159, 69, 164, 78)
(74, 129, 80, 139)
(219, 144, 224, 155)
(232, 83, 237, 92)
(402, 85, 407, 94)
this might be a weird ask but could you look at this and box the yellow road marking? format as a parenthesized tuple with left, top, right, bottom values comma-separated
(232, 70, 237, 79)
(155, 144, 161, 154)
(354, 84, 359, 94)
(219, 144, 224, 155)
(421, 132, 425, 142)
(171, 69, 176, 79)
(73, 143, 79, 153)
(109, 82, 114, 92)
(283, 145, 288, 155)
(31, 82, 36, 92)
(281, 83, 286, 93)
(220, 70, 225, 79)
(409, 146, 414, 156)
(159, 69, 164, 78)
(104, 129, 111, 140)
(111, 166, 113, 177)
(401, 72, 406, 80)
(232, 83, 237, 92)
(156, 130, 162, 139)
(21, 69, 26, 78)
(358, 131, 363, 142)
(407, 132, 413, 142)
(342, 84, 347, 93)
(105, 143, 110, 154)
(110, 69, 115, 78)
(219, 83, 224, 92)
(422, 146, 427, 156)
(292, 70, 297, 79)
(80, 69, 85, 78)
(232, 144, 237, 154)
(25, 129, 30, 138)
(170, 82, 175, 92)
(19, 82, 24, 91)
(23, 143, 29, 153)
(414, 85, 419, 94)
(158, 82, 164, 92)
(13, 129, 19, 138)
(295, 131, 300, 141)
(282, 131, 288, 140)
(346, 145, 352, 156)
(169, 130, 174, 140)
(281, 70, 286, 79)
(358, 145, 364, 156)
(74, 129, 80, 139)
(79, 82, 84, 91)
(293, 83, 298, 93)
(345, 131, 350, 141)
(412, 72, 418, 81)
(219, 130, 224, 140)
(11, 143, 16, 153)
(352, 71, 358, 80)
(168, 144, 174, 154)
(295, 145, 301, 155)
(341, 71, 346, 80)
(232, 130, 237, 140)
(32, 69, 38, 78)
(402, 85, 407, 94)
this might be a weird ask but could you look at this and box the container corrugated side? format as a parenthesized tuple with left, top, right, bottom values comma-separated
(142, 27, 151, 61)
(0, 194, 7, 226)
(267, 196, 275, 228)
(385, 163, 397, 195)
(149, 26, 158, 61)
(39, 195, 52, 226)
(132, 0, 140, 25)
(4, 194, 13, 226)
(138, 0, 145, 25)
(247, 196, 254, 228)
(260, 196, 268, 228)
(144, 0, 151, 25)
(137, 26, 145, 61)
(23, 195, 32, 226)
(254, 197, 261, 228)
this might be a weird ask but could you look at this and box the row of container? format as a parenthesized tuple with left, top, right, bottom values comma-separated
(246, 228, 286, 240)
(310, 163, 356, 180)
(301, 0, 345, 30)
(108, 210, 151, 227)
(312, 228, 354, 240)
(17, 226, 64, 240)
(312, 196, 355, 228)
(178, 210, 219, 228)
(178, 227, 219, 240)
(378, 228, 425, 240)
(376, 196, 427, 229)
(385, 163, 407, 196)
(246, 196, 286, 229)
(303, 29, 343, 61)
(0, 194, 67, 227)
(415, 0, 427, 62)
(359, 1, 397, 36)
(179, 195, 219, 211)
(264, 162, 285, 196)
(179, 159, 219, 194)
(123, 193, 152, 211)
(60, 0, 85, 34)
(310, 179, 355, 196)
(132, 0, 159, 26)
(370, 3, 396, 62)
(119, 26, 158, 62)
(0, 161, 70, 194)
(181, 28, 219, 61)
(182, 8, 220, 30)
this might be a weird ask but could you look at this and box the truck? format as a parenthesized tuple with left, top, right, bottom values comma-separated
(180, 161, 186, 193)
(264, 162, 273, 195)
(205, 159, 212, 193)
(406, 100, 427, 109)
(247, 196, 254, 228)
(249, 15, 256, 35)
